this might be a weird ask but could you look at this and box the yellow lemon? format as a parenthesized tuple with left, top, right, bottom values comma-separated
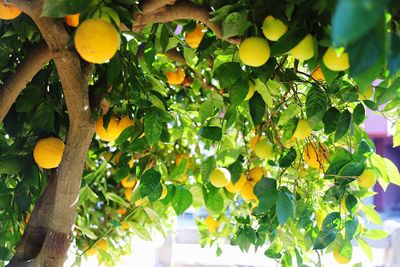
(359, 85, 373, 100)
(303, 142, 329, 169)
(357, 169, 376, 188)
(290, 34, 314, 61)
(241, 182, 258, 202)
(262, 15, 288, 41)
(124, 188, 133, 201)
(254, 139, 274, 159)
(322, 47, 350, 71)
(84, 245, 97, 257)
(164, 67, 185, 85)
(121, 221, 130, 230)
(239, 37, 270, 67)
(74, 18, 120, 64)
(244, 81, 255, 100)
(95, 116, 120, 142)
(159, 184, 168, 200)
(250, 135, 265, 151)
(65, 13, 80, 27)
(205, 216, 221, 233)
(225, 174, 247, 193)
(210, 167, 231, 187)
(292, 119, 312, 140)
(33, 137, 65, 169)
(0, 2, 21, 20)
(121, 177, 137, 188)
(185, 23, 206, 48)
(311, 66, 325, 81)
(333, 249, 351, 264)
(249, 166, 263, 185)
(97, 240, 108, 252)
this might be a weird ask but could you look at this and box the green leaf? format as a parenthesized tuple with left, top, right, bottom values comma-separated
(357, 238, 372, 260)
(199, 100, 215, 124)
(144, 111, 162, 146)
(227, 156, 243, 184)
(279, 148, 296, 168)
(345, 194, 358, 213)
(313, 229, 336, 250)
(388, 33, 400, 76)
(0, 246, 10, 261)
(353, 103, 365, 125)
(131, 222, 152, 241)
(42, 0, 89, 17)
(322, 212, 340, 231)
(362, 204, 382, 225)
(213, 62, 244, 89)
(323, 107, 340, 134)
(338, 162, 365, 177)
(364, 229, 389, 240)
(106, 192, 130, 207)
(221, 11, 251, 38)
(383, 157, 400, 186)
(254, 79, 273, 108)
(199, 126, 222, 141)
(306, 86, 327, 128)
(172, 186, 192, 215)
(32, 102, 55, 132)
(276, 188, 295, 226)
(335, 110, 351, 142)
(0, 157, 24, 175)
(249, 92, 265, 126)
(332, 0, 387, 46)
(255, 178, 278, 212)
(270, 27, 308, 56)
(201, 156, 216, 182)
(229, 79, 248, 105)
(204, 191, 224, 215)
(139, 169, 162, 202)
(345, 217, 358, 240)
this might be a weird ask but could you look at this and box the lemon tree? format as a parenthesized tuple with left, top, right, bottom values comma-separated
(0, 0, 400, 266)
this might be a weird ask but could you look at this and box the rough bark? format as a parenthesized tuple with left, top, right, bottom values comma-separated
(0, 41, 51, 123)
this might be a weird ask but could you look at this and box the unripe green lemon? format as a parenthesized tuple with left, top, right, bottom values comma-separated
(357, 169, 376, 188)
(333, 249, 351, 264)
(290, 34, 314, 60)
(322, 47, 349, 71)
(210, 167, 231, 187)
(239, 37, 270, 67)
(244, 81, 255, 100)
(262, 16, 288, 41)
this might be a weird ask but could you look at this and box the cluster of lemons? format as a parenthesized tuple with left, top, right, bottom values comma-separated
(239, 15, 350, 72)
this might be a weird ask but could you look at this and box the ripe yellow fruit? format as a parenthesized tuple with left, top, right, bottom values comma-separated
(359, 85, 373, 100)
(311, 66, 325, 81)
(159, 184, 168, 200)
(254, 139, 274, 159)
(333, 249, 351, 264)
(292, 119, 312, 140)
(0, 2, 21, 20)
(205, 216, 221, 233)
(250, 135, 265, 151)
(121, 177, 137, 188)
(65, 13, 80, 27)
(357, 169, 376, 188)
(225, 174, 247, 193)
(244, 81, 255, 100)
(164, 67, 185, 85)
(97, 240, 108, 252)
(116, 208, 127, 215)
(185, 23, 206, 48)
(121, 221, 130, 230)
(241, 182, 258, 202)
(239, 37, 270, 67)
(117, 116, 133, 136)
(95, 116, 120, 142)
(262, 16, 287, 41)
(248, 166, 263, 185)
(303, 142, 329, 169)
(322, 47, 349, 71)
(290, 34, 314, 61)
(84, 245, 97, 256)
(33, 137, 65, 169)
(124, 188, 132, 201)
(74, 18, 120, 64)
(210, 167, 231, 187)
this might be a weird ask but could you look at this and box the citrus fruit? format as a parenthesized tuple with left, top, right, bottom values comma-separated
(248, 166, 263, 185)
(84, 245, 97, 256)
(0, 2, 21, 20)
(33, 137, 65, 169)
(210, 167, 231, 187)
(239, 37, 270, 67)
(241, 183, 258, 202)
(121, 222, 130, 230)
(185, 23, 206, 48)
(176, 153, 190, 167)
(322, 47, 349, 71)
(311, 66, 325, 81)
(116, 208, 127, 215)
(262, 15, 287, 41)
(333, 249, 351, 264)
(254, 139, 274, 159)
(97, 240, 108, 252)
(205, 216, 220, 233)
(290, 34, 314, 60)
(124, 188, 133, 201)
(303, 142, 329, 169)
(74, 18, 120, 64)
(65, 13, 79, 27)
(95, 116, 120, 142)
(359, 85, 373, 100)
(117, 116, 133, 136)
(225, 174, 247, 193)
(357, 169, 376, 188)
(244, 81, 255, 100)
(164, 67, 185, 85)
(292, 119, 312, 140)
(250, 135, 265, 151)
(121, 177, 137, 188)
(159, 184, 168, 200)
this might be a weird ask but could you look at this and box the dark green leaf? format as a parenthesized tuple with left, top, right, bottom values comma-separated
(144, 111, 162, 146)
(323, 107, 340, 134)
(335, 110, 351, 142)
(230, 79, 248, 105)
(205, 191, 224, 215)
(42, 0, 89, 17)
(387, 33, 400, 76)
(345, 217, 358, 240)
(313, 229, 336, 250)
(201, 156, 216, 182)
(249, 92, 265, 126)
(172, 186, 192, 215)
(199, 126, 222, 141)
(306, 86, 327, 128)
(228, 156, 243, 184)
(139, 169, 162, 202)
(276, 188, 295, 226)
(353, 103, 365, 125)
(322, 212, 340, 231)
(213, 62, 244, 89)
(221, 11, 251, 38)
(255, 178, 278, 212)
(279, 148, 296, 168)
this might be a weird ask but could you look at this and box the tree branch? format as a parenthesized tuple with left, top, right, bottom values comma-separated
(133, 0, 241, 45)
(4, 0, 34, 15)
(140, 0, 176, 14)
(0, 41, 51, 123)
